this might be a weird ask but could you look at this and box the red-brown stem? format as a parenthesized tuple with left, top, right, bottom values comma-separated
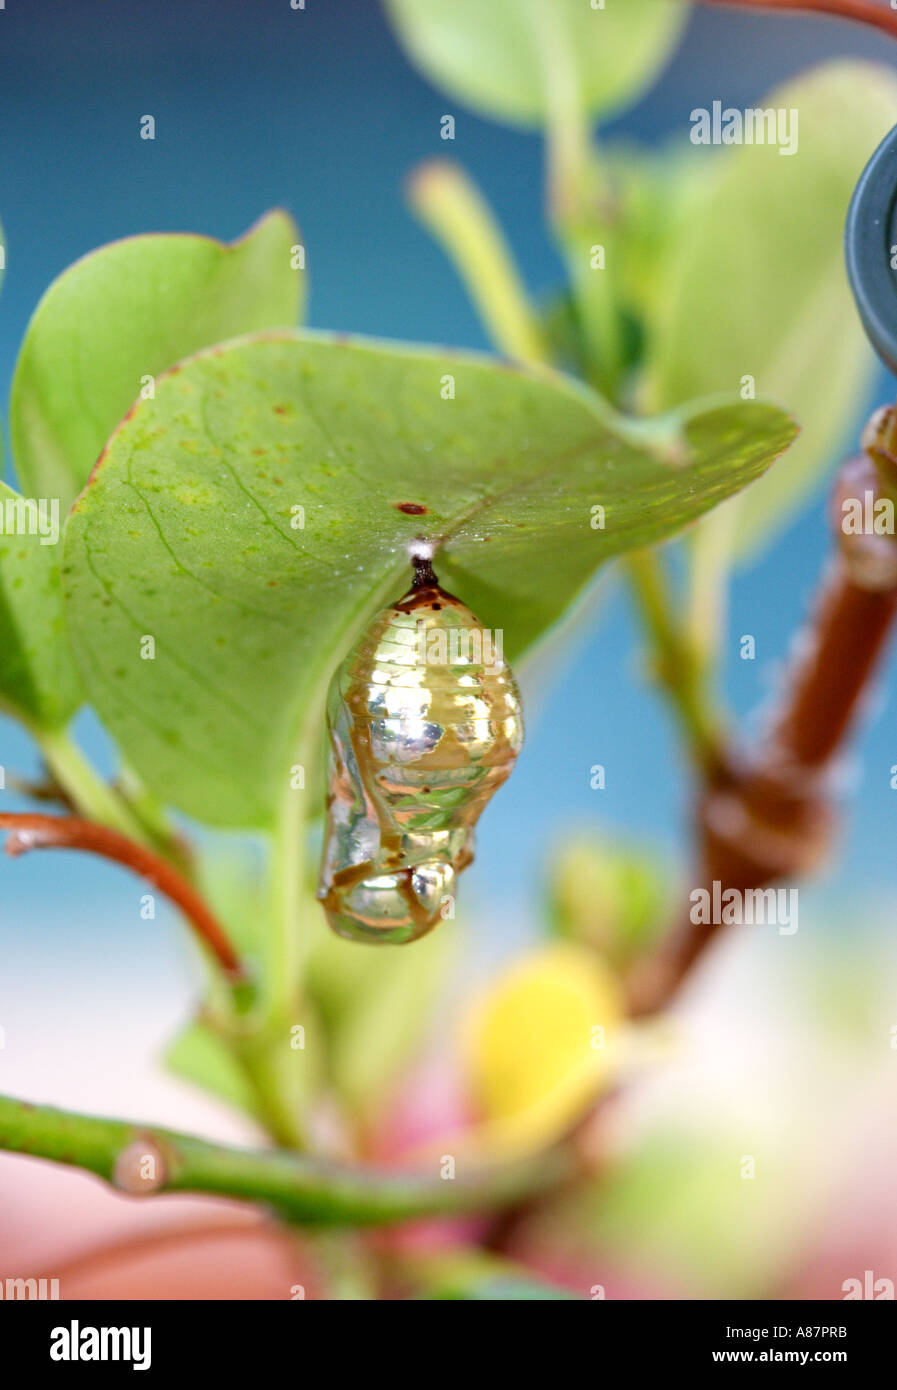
(767, 561, 897, 766)
(702, 0, 897, 42)
(628, 445, 897, 1016)
(0, 812, 247, 983)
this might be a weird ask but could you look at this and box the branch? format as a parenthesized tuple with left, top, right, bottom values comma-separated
(702, 0, 897, 42)
(626, 547, 729, 780)
(628, 435, 897, 1015)
(0, 812, 246, 984)
(0, 1092, 574, 1227)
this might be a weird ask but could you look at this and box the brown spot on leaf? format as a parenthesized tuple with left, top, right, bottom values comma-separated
(395, 502, 428, 516)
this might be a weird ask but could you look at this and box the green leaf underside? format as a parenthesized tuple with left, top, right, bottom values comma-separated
(385, 0, 689, 129)
(644, 62, 897, 556)
(11, 210, 303, 508)
(63, 331, 796, 828)
(0, 481, 81, 727)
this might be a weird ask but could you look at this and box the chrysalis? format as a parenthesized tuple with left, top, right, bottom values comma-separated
(317, 550, 524, 944)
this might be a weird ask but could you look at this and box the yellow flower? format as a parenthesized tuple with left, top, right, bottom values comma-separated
(461, 942, 624, 1161)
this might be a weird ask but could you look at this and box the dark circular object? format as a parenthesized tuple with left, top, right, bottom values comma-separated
(845, 124, 897, 377)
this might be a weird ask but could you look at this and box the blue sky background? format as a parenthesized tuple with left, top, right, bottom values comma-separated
(0, 0, 895, 1003)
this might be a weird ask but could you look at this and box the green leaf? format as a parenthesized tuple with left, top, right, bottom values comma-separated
(11, 210, 303, 508)
(642, 62, 897, 556)
(62, 331, 796, 827)
(599, 143, 712, 338)
(0, 481, 81, 728)
(165, 1021, 259, 1119)
(385, 0, 689, 129)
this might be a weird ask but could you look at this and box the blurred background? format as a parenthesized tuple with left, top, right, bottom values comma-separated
(1, 0, 896, 1299)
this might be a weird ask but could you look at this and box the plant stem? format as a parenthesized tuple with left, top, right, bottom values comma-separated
(0, 812, 247, 983)
(687, 503, 738, 680)
(702, 0, 897, 42)
(529, 0, 592, 226)
(408, 160, 547, 366)
(265, 774, 306, 1029)
(628, 439, 897, 1016)
(527, 0, 624, 398)
(35, 725, 146, 841)
(626, 547, 728, 780)
(0, 1091, 573, 1227)
(116, 763, 194, 878)
(767, 559, 897, 766)
(231, 1036, 308, 1151)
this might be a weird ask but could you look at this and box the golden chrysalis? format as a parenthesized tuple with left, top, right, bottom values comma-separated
(317, 550, 524, 944)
